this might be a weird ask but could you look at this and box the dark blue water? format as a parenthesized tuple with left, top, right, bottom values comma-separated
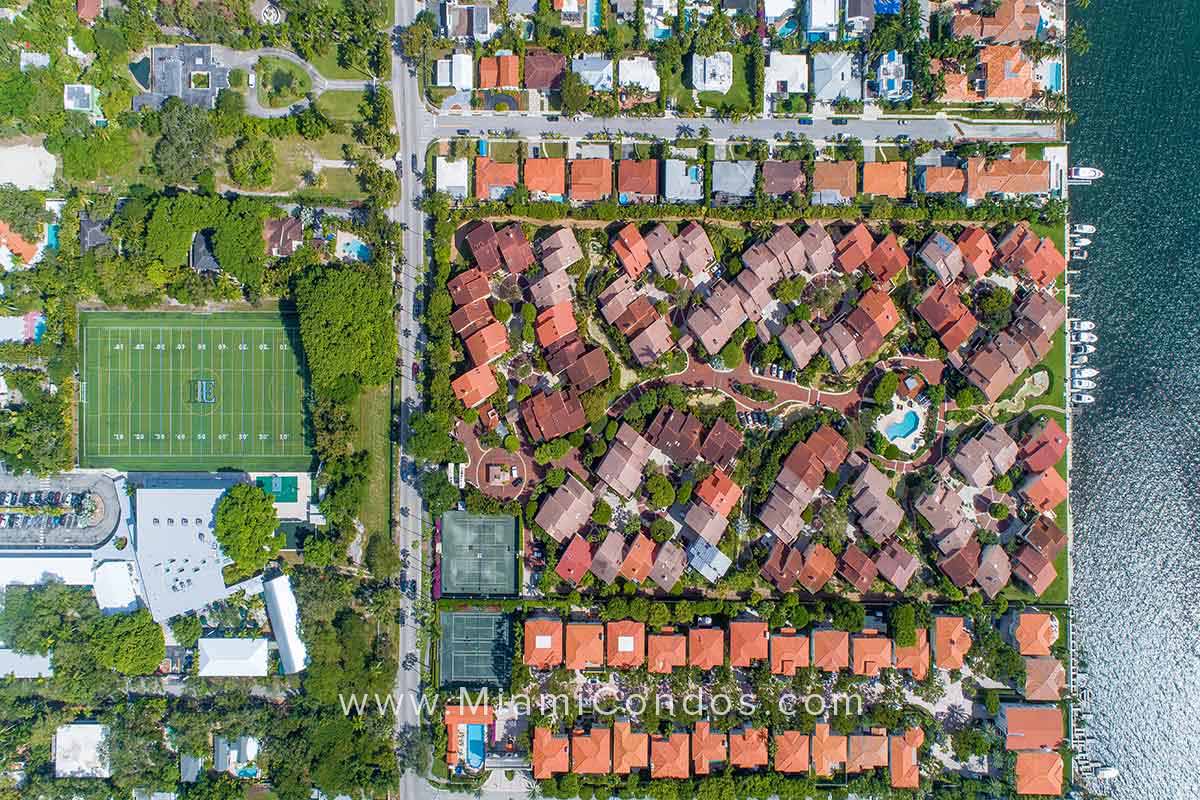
(1069, 3, 1200, 798)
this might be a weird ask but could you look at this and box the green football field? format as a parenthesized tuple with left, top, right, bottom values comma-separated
(78, 311, 312, 471)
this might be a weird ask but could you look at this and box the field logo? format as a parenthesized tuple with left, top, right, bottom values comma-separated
(195, 379, 216, 404)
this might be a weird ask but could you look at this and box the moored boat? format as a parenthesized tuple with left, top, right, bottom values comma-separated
(1072, 392, 1095, 404)
(1072, 378, 1097, 390)
(1069, 166, 1105, 180)
(1072, 367, 1099, 379)
(1072, 223, 1096, 234)
(1072, 249, 1089, 260)
(1071, 320, 1096, 331)
(1071, 343, 1096, 355)
(1096, 766, 1119, 779)
(1072, 331, 1098, 344)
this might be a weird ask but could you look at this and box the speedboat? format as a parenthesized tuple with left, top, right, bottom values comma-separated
(1073, 223, 1096, 234)
(1072, 331, 1098, 344)
(1070, 236, 1093, 246)
(1072, 367, 1099, 379)
(1071, 249, 1089, 260)
(1069, 166, 1104, 180)
(1071, 343, 1096, 355)
(1071, 353, 1089, 365)
(1072, 378, 1097, 391)
(1071, 320, 1096, 331)
(1072, 392, 1095, 404)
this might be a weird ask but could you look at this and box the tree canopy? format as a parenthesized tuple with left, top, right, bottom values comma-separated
(214, 483, 283, 578)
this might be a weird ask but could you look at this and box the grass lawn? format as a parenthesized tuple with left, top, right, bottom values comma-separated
(315, 90, 366, 122)
(875, 145, 901, 162)
(539, 141, 567, 158)
(309, 48, 372, 80)
(487, 140, 519, 163)
(352, 382, 393, 540)
(629, 142, 654, 159)
(696, 51, 751, 113)
(299, 167, 361, 201)
(311, 131, 358, 160)
(257, 57, 312, 108)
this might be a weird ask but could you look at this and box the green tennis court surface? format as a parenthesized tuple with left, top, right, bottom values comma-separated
(78, 311, 311, 471)
(438, 610, 512, 688)
(439, 511, 519, 597)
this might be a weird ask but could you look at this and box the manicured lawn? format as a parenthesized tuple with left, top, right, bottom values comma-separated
(630, 142, 654, 159)
(316, 89, 366, 121)
(311, 131, 358, 160)
(257, 57, 312, 108)
(309, 48, 372, 80)
(352, 383, 393, 540)
(298, 167, 362, 201)
(696, 51, 751, 113)
(487, 140, 519, 163)
(539, 141, 567, 158)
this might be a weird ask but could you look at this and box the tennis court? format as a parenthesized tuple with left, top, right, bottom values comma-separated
(78, 311, 311, 471)
(440, 511, 519, 597)
(438, 610, 512, 688)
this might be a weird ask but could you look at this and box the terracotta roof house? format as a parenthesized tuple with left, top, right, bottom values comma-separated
(618, 160, 660, 203)
(1019, 417, 1069, 474)
(571, 726, 611, 774)
(916, 283, 978, 352)
(545, 333, 586, 374)
(695, 469, 742, 518)
(963, 342, 1019, 401)
(846, 733, 889, 774)
(76, 0, 101, 23)
(875, 540, 920, 591)
(893, 628, 930, 681)
(808, 424, 850, 473)
(556, 534, 594, 585)
(535, 302, 577, 348)
(536, 476, 595, 543)
(524, 617, 564, 668)
(976, 544, 1012, 599)
(1014, 289, 1066, 332)
(918, 230, 966, 285)
(595, 423, 653, 498)
(524, 158, 567, 200)
(1013, 611, 1058, 656)
(811, 160, 858, 205)
(262, 217, 304, 258)
(447, 268, 491, 307)
(449, 298, 494, 337)
(958, 227, 996, 279)
(650, 732, 690, 779)
(811, 723, 848, 777)
(477, 55, 519, 88)
(606, 620, 646, 668)
(952, 424, 1019, 486)
(774, 731, 811, 773)
(496, 224, 535, 273)
(798, 542, 837, 594)
(451, 365, 498, 408)
(1025, 656, 1067, 701)
(779, 321, 822, 370)
(564, 620, 605, 670)
(464, 221, 503, 272)
(524, 50, 566, 89)
(849, 458, 904, 544)
(861, 161, 908, 199)
(614, 295, 659, 338)
(527, 269, 573, 310)
(852, 634, 893, 677)
(729, 619, 769, 668)
(920, 164, 967, 195)
(835, 222, 875, 273)
(1020, 468, 1068, 513)
(612, 222, 652, 279)
(695, 419, 741, 471)
(619, 532, 656, 583)
(729, 728, 768, 769)
(1001, 705, 1064, 751)
(758, 439, 824, 542)
(464, 321, 510, 366)
(845, 285, 900, 357)
(564, 348, 611, 392)
(1012, 544, 1057, 596)
(692, 721, 727, 775)
(475, 157, 518, 201)
(1015, 751, 1064, 797)
(589, 530, 625, 584)
(812, 629, 850, 672)
(762, 160, 807, 198)
(769, 628, 810, 676)
(933, 616, 971, 670)
(889, 728, 924, 789)
(445, 704, 495, 768)
(533, 728, 570, 779)
(647, 629, 687, 673)
(761, 541, 804, 592)
(1023, 516, 1066, 561)
(865, 232, 908, 282)
(688, 627, 724, 670)
(648, 541, 687, 592)
(952, 0, 1039, 41)
(613, 721, 649, 774)
(839, 544, 878, 593)
(966, 147, 1048, 203)
(539, 227, 583, 271)
(569, 159, 612, 202)
(629, 318, 675, 367)
(938, 537, 981, 588)
(521, 389, 587, 441)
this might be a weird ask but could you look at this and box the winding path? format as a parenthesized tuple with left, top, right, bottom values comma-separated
(210, 46, 375, 119)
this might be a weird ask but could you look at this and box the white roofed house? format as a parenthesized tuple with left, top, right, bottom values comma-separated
(572, 54, 614, 91)
(54, 723, 110, 778)
(805, 0, 839, 40)
(263, 573, 308, 674)
(813, 52, 864, 103)
(763, 52, 808, 112)
(436, 157, 470, 200)
(618, 56, 660, 95)
(197, 638, 270, 677)
(691, 51, 734, 94)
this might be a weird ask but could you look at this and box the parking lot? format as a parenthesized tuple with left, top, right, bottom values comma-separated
(0, 473, 123, 547)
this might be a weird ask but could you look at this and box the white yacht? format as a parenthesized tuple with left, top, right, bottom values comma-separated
(1072, 378, 1097, 391)
(1072, 331, 1098, 344)
(1072, 223, 1097, 234)
(1072, 367, 1099, 379)
(1069, 166, 1105, 180)
(1071, 320, 1096, 331)
(1072, 249, 1089, 260)
(1072, 393, 1095, 404)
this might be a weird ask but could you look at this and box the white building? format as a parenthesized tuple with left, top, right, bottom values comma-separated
(436, 53, 475, 91)
(813, 51, 864, 102)
(0, 551, 93, 587)
(92, 560, 140, 614)
(618, 57, 660, 94)
(197, 638, 270, 677)
(805, 0, 839, 40)
(54, 723, 110, 778)
(763, 0, 793, 25)
(690, 51, 733, 94)
(764, 51, 808, 109)
(263, 574, 308, 674)
(572, 54, 614, 91)
(0, 650, 52, 678)
(436, 156, 469, 200)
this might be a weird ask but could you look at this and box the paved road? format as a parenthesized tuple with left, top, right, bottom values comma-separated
(212, 46, 374, 118)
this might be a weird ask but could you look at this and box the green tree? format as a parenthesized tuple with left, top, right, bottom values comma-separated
(420, 469, 460, 517)
(591, 500, 612, 526)
(226, 138, 276, 188)
(560, 69, 592, 117)
(644, 473, 675, 509)
(169, 615, 203, 649)
(890, 604, 916, 647)
(153, 98, 216, 184)
(214, 483, 283, 577)
(91, 609, 166, 675)
(873, 372, 900, 406)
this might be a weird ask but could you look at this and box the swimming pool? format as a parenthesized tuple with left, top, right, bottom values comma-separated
(465, 724, 486, 770)
(1048, 62, 1063, 92)
(885, 410, 920, 440)
(778, 18, 798, 36)
(588, 0, 601, 29)
(46, 223, 59, 250)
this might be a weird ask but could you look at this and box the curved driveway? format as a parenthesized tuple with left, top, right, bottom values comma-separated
(211, 46, 374, 118)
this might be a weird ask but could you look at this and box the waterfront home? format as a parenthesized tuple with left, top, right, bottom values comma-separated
(952, 0, 1040, 42)
(933, 45, 1035, 104)
(1012, 544, 1059, 595)
(951, 424, 1019, 486)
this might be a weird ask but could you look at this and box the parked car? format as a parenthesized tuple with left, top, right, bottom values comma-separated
(798, 118, 814, 126)
(831, 117, 849, 125)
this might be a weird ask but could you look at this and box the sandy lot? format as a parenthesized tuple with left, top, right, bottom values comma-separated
(0, 144, 58, 189)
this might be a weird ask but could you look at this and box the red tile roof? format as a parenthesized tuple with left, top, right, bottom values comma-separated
(447, 268, 491, 307)
(834, 222, 875, 273)
(464, 321, 510, 365)
(1004, 705, 1063, 751)
(444, 704, 495, 767)
(612, 223, 651, 279)
(613, 721, 648, 774)
(451, 365, 498, 409)
(555, 535, 593, 586)
(535, 302, 577, 348)
(811, 723, 847, 777)
(1019, 417, 1069, 474)
(564, 621, 604, 670)
(812, 629, 850, 672)
(852, 634, 893, 676)
(957, 227, 996, 279)
(688, 627, 724, 669)
(798, 542, 837, 594)
(846, 733, 889, 773)
(773, 731, 810, 773)
(729, 620, 769, 668)
(865, 232, 908, 283)
(769, 629, 810, 675)
(0, 222, 39, 264)
(523, 617, 563, 668)
(619, 533, 656, 583)
(728, 728, 768, 769)
(1014, 612, 1057, 656)
(618, 159, 659, 199)
(934, 616, 971, 669)
(1015, 751, 1064, 796)
(893, 628, 929, 681)
(861, 161, 908, 199)
(474, 157, 517, 201)
(524, 158, 566, 197)
(76, 0, 100, 23)
(650, 732, 690, 779)
(889, 728, 924, 789)
(571, 727, 611, 774)
(1021, 468, 1068, 513)
(916, 283, 979, 352)
(533, 728, 570, 779)
(647, 628, 687, 673)
(605, 620, 646, 668)
(695, 468, 742, 518)
(812, 160, 858, 200)
(570, 159, 612, 201)
(691, 721, 727, 775)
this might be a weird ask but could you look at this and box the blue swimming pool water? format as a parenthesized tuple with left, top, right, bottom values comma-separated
(340, 239, 372, 261)
(1048, 62, 1063, 92)
(46, 224, 59, 250)
(778, 18, 798, 36)
(236, 766, 259, 779)
(653, 25, 670, 40)
(465, 724, 486, 770)
(588, 0, 601, 29)
(32, 315, 46, 343)
(885, 410, 919, 440)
